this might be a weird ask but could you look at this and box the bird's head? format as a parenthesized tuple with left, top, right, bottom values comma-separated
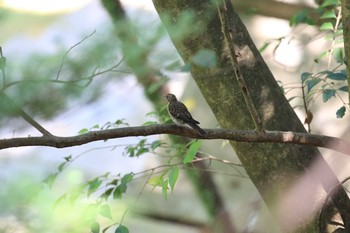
(165, 93, 177, 102)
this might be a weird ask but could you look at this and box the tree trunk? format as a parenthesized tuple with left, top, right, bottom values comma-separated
(152, 0, 350, 232)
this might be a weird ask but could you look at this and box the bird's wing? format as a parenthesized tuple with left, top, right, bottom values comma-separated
(177, 102, 200, 124)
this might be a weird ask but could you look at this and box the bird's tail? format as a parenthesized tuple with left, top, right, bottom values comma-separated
(189, 123, 206, 136)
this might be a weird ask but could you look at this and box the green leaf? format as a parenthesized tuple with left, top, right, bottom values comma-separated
(43, 173, 58, 188)
(113, 184, 126, 199)
(322, 0, 338, 7)
(148, 175, 163, 187)
(87, 178, 103, 197)
(259, 42, 271, 53)
(113, 173, 134, 199)
(115, 119, 129, 127)
(78, 128, 89, 135)
(125, 146, 134, 157)
(336, 106, 346, 118)
(183, 140, 202, 164)
(168, 167, 179, 191)
(100, 188, 114, 200)
(322, 89, 336, 102)
(142, 121, 158, 126)
(58, 161, 68, 172)
(332, 48, 344, 64)
(91, 124, 100, 129)
(115, 225, 129, 233)
(290, 10, 314, 26)
(338, 86, 349, 92)
(151, 140, 163, 150)
(0, 57, 6, 69)
(191, 49, 217, 68)
(320, 22, 334, 31)
(162, 179, 169, 199)
(69, 184, 87, 203)
(121, 173, 134, 184)
(320, 10, 336, 19)
(306, 78, 321, 92)
(91, 222, 100, 233)
(327, 71, 347, 80)
(53, 193, 67, 208)
(99, 204, 113, 220)
(301, 72, 312, 82)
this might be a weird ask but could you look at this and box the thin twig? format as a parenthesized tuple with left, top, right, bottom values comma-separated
(1, 93, 53, 136)
(56, 30, 96, 80)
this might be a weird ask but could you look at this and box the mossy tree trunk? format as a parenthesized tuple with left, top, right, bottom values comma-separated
(340, 0, 350, 104)
(152, 0, 350, 232)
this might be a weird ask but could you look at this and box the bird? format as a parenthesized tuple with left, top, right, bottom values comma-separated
(165, 93, 206, 136)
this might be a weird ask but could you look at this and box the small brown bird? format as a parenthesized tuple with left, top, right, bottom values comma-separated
(165, 93, 206, 136)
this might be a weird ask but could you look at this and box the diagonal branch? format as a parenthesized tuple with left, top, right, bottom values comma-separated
(1, 124, 350, 155)
(2, 93, 53, 137)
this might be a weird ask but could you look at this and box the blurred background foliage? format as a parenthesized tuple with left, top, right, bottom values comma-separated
(0, 0, 349, 232)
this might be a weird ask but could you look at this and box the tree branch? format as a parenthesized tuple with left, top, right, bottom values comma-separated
(1, 124, 350, 155)
(2, 93, 53, 137)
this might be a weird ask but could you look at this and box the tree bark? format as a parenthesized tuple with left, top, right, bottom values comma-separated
(340, 0, 350, 104)
(152, 0, 350, 232)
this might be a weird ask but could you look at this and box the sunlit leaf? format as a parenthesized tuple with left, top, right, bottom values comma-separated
(168, 167, 179, 191)
(142, 121, 158, 126)
(91, 222, 100, 233)
(53, 193, 67, 208)
(91, 124, 100, 129)
(322, 0, 339, 7)
(322, 89, 336, 102)
(183, 140, 202, 164)
(78, 128, 89, 135)
(336, 106, 346, 118)
(162, 179, 169, 199)
(321, 10, 336, 19)
(69, 184, 87, 203)
(99, 204, 113, 220)
(148, 176, 163, 187)
(320, 22, 334, 31)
